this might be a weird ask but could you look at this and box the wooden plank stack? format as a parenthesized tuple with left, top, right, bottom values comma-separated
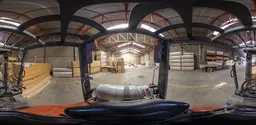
(72, 61, 80, 77)
(89, 60, 101, 74)
(117, 57, 125, 73)
(71, 60, 101, 76)
(12, 63, 51, 98)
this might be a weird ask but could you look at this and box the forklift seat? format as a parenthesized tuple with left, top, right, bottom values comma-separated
(64, 99, 189, 123)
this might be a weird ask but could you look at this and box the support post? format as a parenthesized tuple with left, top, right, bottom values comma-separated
(3, 53, 8, 87)
(17, 50, 27, 86)
(157, 40, 170, 99)
(245, 52, 252, 81)
(78, 43, 93, 100)
(231, 50, 239, 90)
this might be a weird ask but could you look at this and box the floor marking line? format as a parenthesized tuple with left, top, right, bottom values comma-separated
(168, 84, 209, 88)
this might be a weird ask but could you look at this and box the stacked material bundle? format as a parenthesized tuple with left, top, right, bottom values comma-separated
(117, 57, 125, 73)
(206, 50, 230, 63)
(89, 61, 101, 74)
(100, 51, 108, 67)
(72, 61, 80, 77)
(169, 52, 195, 71)
(52, 68, 72, 78)
(12, 63, 51, 98)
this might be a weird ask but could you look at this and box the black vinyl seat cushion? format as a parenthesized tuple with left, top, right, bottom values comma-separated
(64, 99, 189, 123)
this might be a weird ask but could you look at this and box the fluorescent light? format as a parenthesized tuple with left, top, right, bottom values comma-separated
(131, 48, 140, 52)
(212, 31, 219, 36)
(107, 23, 128, 30)
(0, 19, 20, 26)
(140, 24, 164, 37)
(118, 42, 131, 48)
(132, 42, 145, 48)
(130, 51, 138, 54)
(212, 22, 237, 36)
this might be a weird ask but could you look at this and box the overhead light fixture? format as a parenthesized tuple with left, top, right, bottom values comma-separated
(212, 22, 237, 36)
(132, 42, 145, 48)
(130, 51, 138, 54)
(131, 48, 140, 52)
(118, 42, 131, 48)
(140, 24, 164, 37)
(120, 48, 140, 54)
(107, 23, 128, 30)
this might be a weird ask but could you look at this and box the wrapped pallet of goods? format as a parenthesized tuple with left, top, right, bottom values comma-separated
(224, 57, 229, 60)
(181, 55, 194, 59)
(12, 63, 51, 98)
(170, 63, 181, 66)
(170, 67, 181, 70)
(181, 59, 194, 63)
(169, 52, 181, 56)
(206, 50, 215, 55)
(52, 68, 72, 78)
(169, 52, 195, 71)
(101, 51, 108, 67)
(216, 51, 224, 55)
(169, 56, 180, 60)
(207, 61, 217, 65)
(216, 56, 224, 60)
(169, 59, 181, 63)
(181, 63, 194, 67)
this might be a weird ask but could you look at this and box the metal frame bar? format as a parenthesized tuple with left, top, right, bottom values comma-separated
(17, 50, 27, 86)
(157, 39, 170, 99)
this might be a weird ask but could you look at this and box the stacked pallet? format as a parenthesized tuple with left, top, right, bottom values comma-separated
(95, 51, 101, 61)
(169, 52, 195, 71)
(89, 60, 101, 74)
(12, 63, 51, 98)
(117, 57, 125, 73)
(72, 61, 80, 77)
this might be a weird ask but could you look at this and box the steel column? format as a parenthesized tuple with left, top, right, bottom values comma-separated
(231, 50, 239, 90)
(245, 52, 252, 81)
(17, 50, 27, 86)
(78, 43, 91, 100)
(157, 40, 170, 99)
(3, 53, 8, 87)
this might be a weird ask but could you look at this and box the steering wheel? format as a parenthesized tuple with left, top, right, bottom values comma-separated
(240, 79, 256, 98)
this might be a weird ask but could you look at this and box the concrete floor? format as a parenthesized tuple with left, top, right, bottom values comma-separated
(26, 66, 246, 107)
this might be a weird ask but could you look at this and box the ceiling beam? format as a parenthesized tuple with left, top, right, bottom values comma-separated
(83, 28, 165, 43)
(37, 32, 90, 40)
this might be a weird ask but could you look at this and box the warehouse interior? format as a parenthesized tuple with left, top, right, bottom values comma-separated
(1, 1, 256, 121)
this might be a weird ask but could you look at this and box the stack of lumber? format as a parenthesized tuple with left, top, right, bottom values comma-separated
(95, 51, 101, 61)
(89, 60, 101, 74)
(169, 52, 195, 71)
(71, 61, 101, 76)
(8, 57, 18, 62)
(117, 57, 125, 73)
(52, 68, 72, 78)
(12, 63, 51, 98)
(72, 61, 80, 77)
